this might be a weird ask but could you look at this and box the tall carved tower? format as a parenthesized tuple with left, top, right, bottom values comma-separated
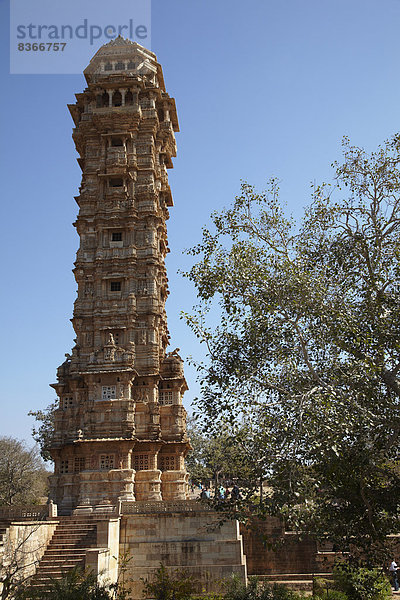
(49, 37, 190, 514)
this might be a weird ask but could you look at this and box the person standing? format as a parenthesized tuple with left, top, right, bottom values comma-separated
(389, 559, 399, 591)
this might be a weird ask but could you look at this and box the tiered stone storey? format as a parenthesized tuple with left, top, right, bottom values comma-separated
(49, 38, 190, 514)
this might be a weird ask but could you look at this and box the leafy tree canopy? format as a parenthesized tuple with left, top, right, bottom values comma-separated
(0, 437, 49, 506)
(183, 135, 400, 563)
(29, 401, 58, 463)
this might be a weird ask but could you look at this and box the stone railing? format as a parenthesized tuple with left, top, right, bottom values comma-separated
(0, 505, 48, 521)
(121, 499, 212, 514)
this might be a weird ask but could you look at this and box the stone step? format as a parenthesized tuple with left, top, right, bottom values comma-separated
(48, 536, 96, 545)
(46, 543, 96, 550)
(49, 529, 96, 539)
(260, 573, 332, 582)
(32, 575, 72, 584)
(51, 533, 96, 540)
(56, 523, 96, 527)
(38, 552, 86, 569)
(38, 552, 88, 562)
(36, 563, 85, 574)
(50, 531, 96, 537)
(55, 521, 97, 527)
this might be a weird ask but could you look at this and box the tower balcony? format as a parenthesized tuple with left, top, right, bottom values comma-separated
(93, 295, 137, 313)
(91, 104, 142, 117)
(95, 247, 137, 260)
(141, 108, 158, 120)
(155, 164, 168, 180)
(136, 246, 158, 259)
(106, 149, 127, 171)
(137, 156, 154, 169)
(136, 199, 158, 213)
(81, 349, 136, 371)
(160, 120, 175, 135)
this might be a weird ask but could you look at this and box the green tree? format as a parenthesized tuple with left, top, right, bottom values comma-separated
(183, 135, 400, 563)
(29, 401, 58, 463)
(186, 416, 272, 507)
(0, 437, 49, 506)
(186, 417, 249, 486)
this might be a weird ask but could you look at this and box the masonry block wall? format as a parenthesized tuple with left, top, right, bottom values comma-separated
(119, 503, 247, 598)
(240, 518, 320, 575)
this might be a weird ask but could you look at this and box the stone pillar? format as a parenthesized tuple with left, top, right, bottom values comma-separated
(161, 471, 188, 500)
(109, 468, 135, 501)
(135, 470, 162, 500)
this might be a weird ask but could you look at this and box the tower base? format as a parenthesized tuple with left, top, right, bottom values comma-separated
(120, 500, 247, 598)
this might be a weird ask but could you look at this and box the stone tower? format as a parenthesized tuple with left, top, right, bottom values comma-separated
(49, 37, 190, 514)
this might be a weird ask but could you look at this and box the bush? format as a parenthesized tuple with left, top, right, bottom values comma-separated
(332, 564, 391, 600)
(223, 575, 308, 600)
(15, 567, 113, 600)
(270, 583, 309, 600)
(141, 564, 198, 600)
(313, 577, 348, 600)
(315, 590, 348, 600)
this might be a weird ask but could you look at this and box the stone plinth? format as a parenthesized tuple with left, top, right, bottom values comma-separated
(120, 501, 247, 599)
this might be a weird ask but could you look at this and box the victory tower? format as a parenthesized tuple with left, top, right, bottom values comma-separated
(49, 37, 190, 514)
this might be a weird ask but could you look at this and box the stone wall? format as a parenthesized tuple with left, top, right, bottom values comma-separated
(0, 520, 58, 595)
(240, 518, 319, 575)
(120, 502, 247, 598)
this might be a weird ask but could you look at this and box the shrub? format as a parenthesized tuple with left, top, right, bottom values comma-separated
(15, 567, 114, 600)
(332, 564, 391, 600)
(141, 564, 198, 600)
(223, 575, 308, 600)
(315, 590, 348, 600)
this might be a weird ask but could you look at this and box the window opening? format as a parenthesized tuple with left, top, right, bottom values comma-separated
(62, 396, 73, 410)
(74, 457, 85, 473)
(110, 281, 121, 292)
(102, 385, 116, 399)
(109, 178, 123, 188)
(133, 454, 149, 471)
(111, 138, 123, 147)
(159, 390, 173, 405)
(113, 91, 122, 107)
(102, 91, 109, 107)
(60, 460, 69, 474)
(100, 454, 114, 469)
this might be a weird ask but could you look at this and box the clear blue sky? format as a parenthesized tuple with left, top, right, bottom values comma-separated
(1, 0, 400, 445)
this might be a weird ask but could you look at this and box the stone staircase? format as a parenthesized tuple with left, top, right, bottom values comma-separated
(29, 517, 97, 590)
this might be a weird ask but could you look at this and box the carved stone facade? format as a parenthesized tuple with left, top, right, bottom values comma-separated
(49, 37, 190, 514)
